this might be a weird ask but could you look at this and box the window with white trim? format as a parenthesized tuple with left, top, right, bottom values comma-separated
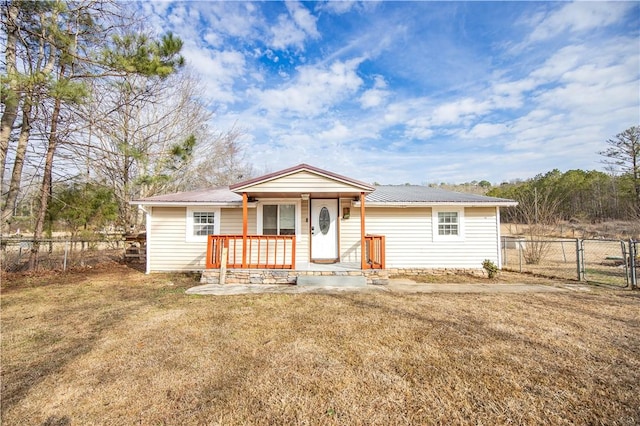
(262, 204, 296, 235)
(438, 211, 459, 236)
(432, 208, 464, 241)
(186, 207, 220, 242)
(257, 200, 300, 236)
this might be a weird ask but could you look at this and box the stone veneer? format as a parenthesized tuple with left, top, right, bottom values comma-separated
(200, 268, 484, 285)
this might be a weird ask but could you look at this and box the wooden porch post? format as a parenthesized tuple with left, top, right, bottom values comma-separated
(242, 192, 248, 268)
(360, 191, 366, 270)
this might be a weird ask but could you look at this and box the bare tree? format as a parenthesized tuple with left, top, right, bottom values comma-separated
(600, 125, 640, 216)
(0, 0, 185, 269)
(83, 69, 211, 228)
(179, 125, 255, 190)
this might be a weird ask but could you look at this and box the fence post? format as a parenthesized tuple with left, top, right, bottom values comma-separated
(629, 239, 637, 289)
(502, 236, 507, 266)
(518, 241, 522, 273)
(63, 241, 69, 271)
(575, 239, 583, 281)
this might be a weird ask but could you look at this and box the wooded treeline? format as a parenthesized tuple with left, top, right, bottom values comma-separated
(488, 124, 639, 225)
(441, 126, 640, 225)
(488, 167, 639, 224)
(0, 1, 251, 267)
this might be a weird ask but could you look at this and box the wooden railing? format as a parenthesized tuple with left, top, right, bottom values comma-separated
(364, 234, 385, 269)
(206, 235, 296, 269)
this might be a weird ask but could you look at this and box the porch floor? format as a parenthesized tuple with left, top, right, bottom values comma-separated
(294, 261, 361, 272)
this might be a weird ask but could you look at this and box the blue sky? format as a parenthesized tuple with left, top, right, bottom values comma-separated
(140, 1, 640, 185)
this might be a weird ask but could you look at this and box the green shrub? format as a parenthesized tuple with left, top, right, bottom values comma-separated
(482, 259, 499, 279)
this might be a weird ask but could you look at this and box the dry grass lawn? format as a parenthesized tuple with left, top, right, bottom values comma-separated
(2, 263, 639, 425)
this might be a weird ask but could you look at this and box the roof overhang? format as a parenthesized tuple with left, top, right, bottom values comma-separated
(131, 201, 257, 208)
(355, 201, 519, 208)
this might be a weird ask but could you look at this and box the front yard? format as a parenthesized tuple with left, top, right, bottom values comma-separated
(1, 263, 639, 424)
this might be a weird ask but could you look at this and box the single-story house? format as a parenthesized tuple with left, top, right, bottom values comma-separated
(131, 164, 517, 283)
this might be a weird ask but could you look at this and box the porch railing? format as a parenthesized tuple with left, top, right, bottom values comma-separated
(206, 235, 296, 269)
(364, 234, 385, 269)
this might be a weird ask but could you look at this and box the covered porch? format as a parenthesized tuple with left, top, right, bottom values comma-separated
(204, 164, 385, 276)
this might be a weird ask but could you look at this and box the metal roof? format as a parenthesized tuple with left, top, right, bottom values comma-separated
(365, 185, 516, 205)
(132, 184, 516, 206)
(132, 187, 242, 204)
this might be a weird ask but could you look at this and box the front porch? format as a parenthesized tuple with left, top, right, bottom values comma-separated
(200, 163, 385, 284)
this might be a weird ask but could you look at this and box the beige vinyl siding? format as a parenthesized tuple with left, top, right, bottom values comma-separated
(298, 199, 310, 263)
(148, 206, 256, 272)
(247, 171, 364, 194)
(339, 198, 362, 263)
(340, 206, 500, 268)
(220, 207, 257, 234)
(149, 207, 205, 271)
(364, 207, 432, 267)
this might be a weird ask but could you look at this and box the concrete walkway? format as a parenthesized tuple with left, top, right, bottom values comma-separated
(186, 279, 568, 296)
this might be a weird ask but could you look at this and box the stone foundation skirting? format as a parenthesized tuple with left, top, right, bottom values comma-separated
(386, 268, 485, 277)
(200, 267, 484, 285)
(200, 269, 390, 285)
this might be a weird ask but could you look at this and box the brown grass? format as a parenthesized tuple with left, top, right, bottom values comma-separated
(2, 263, 639, 425)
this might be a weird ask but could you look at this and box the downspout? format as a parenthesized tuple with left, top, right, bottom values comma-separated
(360, 192, 366, 270)
(496, 206, 502, 269)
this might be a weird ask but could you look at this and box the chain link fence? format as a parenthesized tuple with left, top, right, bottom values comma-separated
(1, 237, 133, 272)
(502, 237, 638, 288)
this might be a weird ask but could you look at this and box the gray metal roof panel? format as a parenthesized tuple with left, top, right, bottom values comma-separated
(132, 187, 242, 204)
(365, 185, 515, 204)
(132, 185, 515, 205)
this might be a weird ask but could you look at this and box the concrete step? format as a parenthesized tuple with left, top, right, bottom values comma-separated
(297, 275, 367, 287)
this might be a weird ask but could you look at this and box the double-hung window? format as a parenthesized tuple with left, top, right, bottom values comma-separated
(432, 208, 464, 241)
(186, 207, 220, 242)
(258, 201, 299, 236)
(262, 204, 296, 235)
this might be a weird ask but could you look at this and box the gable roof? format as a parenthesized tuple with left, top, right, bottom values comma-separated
(131, 165, 517, 207)
(229, 163, 375, 193)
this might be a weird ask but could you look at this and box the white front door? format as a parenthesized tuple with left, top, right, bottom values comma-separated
(311, 199, 338, 261)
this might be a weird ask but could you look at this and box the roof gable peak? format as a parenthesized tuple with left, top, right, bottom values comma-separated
(229, 164, 374, 192)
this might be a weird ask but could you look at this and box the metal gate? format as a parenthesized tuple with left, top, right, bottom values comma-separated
(579, 239, 630, 287)
(502, 237, 638, 288)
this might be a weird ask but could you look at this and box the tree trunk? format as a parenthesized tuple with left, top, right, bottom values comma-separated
(1, 98, 33, 233)
(28, 95, 62, 270)
(0, 2, 20, 189)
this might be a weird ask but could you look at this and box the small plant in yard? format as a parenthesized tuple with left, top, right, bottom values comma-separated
(482, 259, 499, 278)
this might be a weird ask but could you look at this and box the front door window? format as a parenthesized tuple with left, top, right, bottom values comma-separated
(319, 207, 330, 235)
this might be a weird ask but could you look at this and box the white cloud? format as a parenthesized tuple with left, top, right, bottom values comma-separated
(465, 123, 508, 139)
(182, 47, 246, 104)
(270, 1, 320, 51)
(359, 75, 390, 108)
(431, 98, 491, 126)
(251, 58, 364, 116)
(270, 14, 309, 51)
(286, 1, 320, 39)
(529, 2, 633, 42)
(318, 121, 350, 142)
